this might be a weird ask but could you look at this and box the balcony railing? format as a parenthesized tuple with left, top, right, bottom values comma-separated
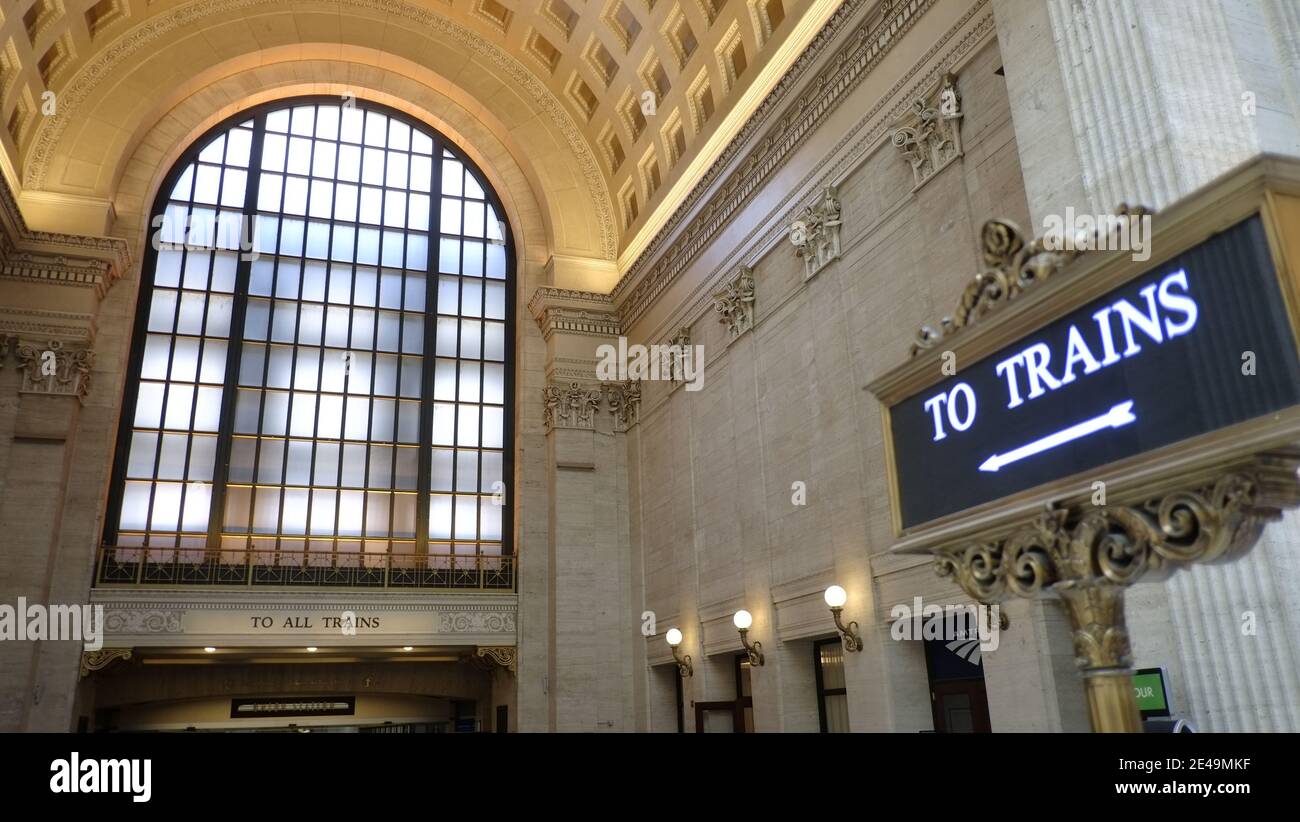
(95, 545, 514, 591)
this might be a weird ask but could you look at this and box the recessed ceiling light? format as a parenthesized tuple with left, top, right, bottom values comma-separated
(402, 646, 414, 651)
(203, 647, 216, 653)
(306, 647, 318, 652)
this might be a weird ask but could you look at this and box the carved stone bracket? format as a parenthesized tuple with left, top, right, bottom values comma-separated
(543, 381, 602, 431)
(12, 339, 95, 403)
(929, 453, 1300, 730)
(911, 204, 1153, 356)
(789, 186, 841, 281)
(891, 72, 963, 191)
(474, 645, 517, 674)
(80, 648, 133, 678)
(713, 266, 755, 339)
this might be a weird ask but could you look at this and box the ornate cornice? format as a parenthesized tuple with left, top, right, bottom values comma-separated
(911, 204, 1152, 356)
(527, 286, 615, 316)
(625, 3, 993, 343)
(23, 0, 616, 261)
(0, 173, 130, 298)
(0, 307, 95, 344)
(533, 307, 622, 341)
(613, 0, 937, 326)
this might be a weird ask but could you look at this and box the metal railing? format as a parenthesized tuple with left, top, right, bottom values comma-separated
(95, 545, 514, 591)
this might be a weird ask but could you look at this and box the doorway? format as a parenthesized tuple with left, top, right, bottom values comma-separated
(693, 653, 754, 732)
(924, 636, 991, 733)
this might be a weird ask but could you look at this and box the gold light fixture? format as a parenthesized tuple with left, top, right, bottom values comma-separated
(733, 610, 764, 666)
(665, 628, 693, 677)
(824, 585, 862, 652)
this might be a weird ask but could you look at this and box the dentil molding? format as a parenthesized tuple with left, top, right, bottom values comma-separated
(613, 0, 938, 327)
(0, 173, 131, 298)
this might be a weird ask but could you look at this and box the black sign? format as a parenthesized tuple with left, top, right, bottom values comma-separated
(891, 215, 1300, 528)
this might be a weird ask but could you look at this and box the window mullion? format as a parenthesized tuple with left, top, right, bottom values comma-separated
(415, 139, 444, 552)
(205, 113, 268, 551)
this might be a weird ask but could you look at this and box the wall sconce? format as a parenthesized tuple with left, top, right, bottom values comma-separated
(665, 627, 693, 677)
(824, 585, 863, 652)
(733, 610, 765, 666)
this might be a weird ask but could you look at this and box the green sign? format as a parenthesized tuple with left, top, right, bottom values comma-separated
(1133, 668, 1170, 717)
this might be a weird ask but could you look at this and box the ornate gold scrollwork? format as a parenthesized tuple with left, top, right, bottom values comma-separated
(474, 646, 517, 674)
(935, 468, 1292, 606)
(912, 205, 1153, 356)
(80, 648, 132, 678)
(930, 458, 1300, 731)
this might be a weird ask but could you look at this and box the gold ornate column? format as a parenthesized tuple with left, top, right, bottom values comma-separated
(935, 461, 1300, 731)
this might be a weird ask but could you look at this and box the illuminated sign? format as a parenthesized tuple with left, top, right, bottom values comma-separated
(890, 215, 1300, 528)
(1133, 668, 1171, 718)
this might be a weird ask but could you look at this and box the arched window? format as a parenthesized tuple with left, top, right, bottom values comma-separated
(101, 98, 513, 588)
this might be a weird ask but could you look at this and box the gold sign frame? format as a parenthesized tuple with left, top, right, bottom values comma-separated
(865, 155, 1300, 732)
(869, 155, 1300, 551)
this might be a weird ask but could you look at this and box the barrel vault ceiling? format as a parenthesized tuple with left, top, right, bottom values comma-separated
(0, 0, 835, 263)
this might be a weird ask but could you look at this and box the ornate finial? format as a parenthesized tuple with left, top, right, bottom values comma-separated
(910, 204, 1156, 357)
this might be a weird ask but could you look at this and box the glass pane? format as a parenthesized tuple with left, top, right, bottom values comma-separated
(113, 103, 511, 551)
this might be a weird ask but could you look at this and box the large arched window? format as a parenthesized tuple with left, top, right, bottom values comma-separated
(101, 98, 513, 589)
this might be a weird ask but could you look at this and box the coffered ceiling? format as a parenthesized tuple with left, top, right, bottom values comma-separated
(0, 0, 837, 263)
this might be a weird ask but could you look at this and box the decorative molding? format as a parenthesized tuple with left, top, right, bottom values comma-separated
(637, 4, 994, 355)
(543, 381, 602, 431)
(102, 608, 183, 635)
(933, 455, 1300, 672)
(911, 205, 1153, 356)
(13, 339, 95, 403)
(80, 648, 133, 678)
(527, 286, 615, 315)
(474, 645, 518, 673)
(613, 0, 937, 326)
(23, 0, 616, 260)
(0, 173, 131, 298)
(533, 307, 622, 341)
(438, 612, 516, 634)
(541, 376, 642, 432)
(0, 307, 95, 344)
(527, 287, 621, 341)
(712, 265, 755, 338)
(603, 379, 642, 431)
(788, 187, 842, 281)
(546, 355, 602, 383)
(891, 72, 963, 191)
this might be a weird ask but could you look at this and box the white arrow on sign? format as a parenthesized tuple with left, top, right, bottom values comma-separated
(979, 400, 1136, 473)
